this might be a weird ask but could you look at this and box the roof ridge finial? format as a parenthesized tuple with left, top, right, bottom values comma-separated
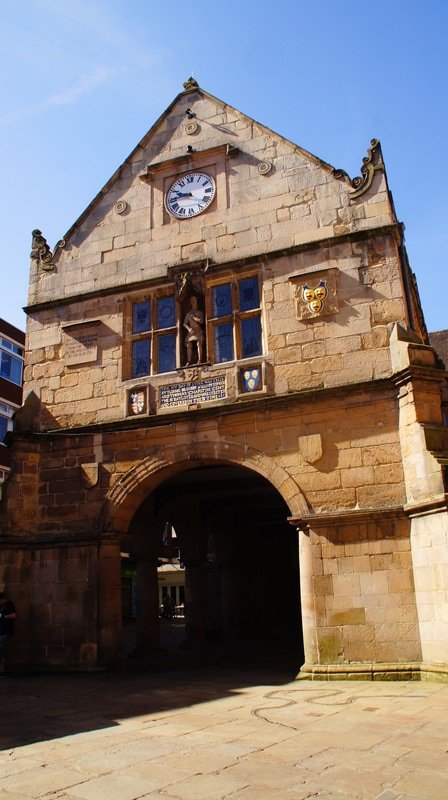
(183, 76, 199, 91)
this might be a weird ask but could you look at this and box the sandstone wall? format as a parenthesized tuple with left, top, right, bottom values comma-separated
(24, 231, 407, 430)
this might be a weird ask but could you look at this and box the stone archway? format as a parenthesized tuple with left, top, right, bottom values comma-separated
(98, 440, 311, 671)
(103, 439, 309, 537)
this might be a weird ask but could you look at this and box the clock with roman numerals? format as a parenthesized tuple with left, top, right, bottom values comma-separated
(165, 172, 215, 219)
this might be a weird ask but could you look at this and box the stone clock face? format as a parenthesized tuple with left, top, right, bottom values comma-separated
(165, 172, 215, 218)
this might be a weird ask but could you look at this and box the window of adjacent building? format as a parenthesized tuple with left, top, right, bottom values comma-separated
(0, 337, 24, 385)
(130, 293, 177, 378)
(207, 274, 263, 364)
(0, 402, 15, 444)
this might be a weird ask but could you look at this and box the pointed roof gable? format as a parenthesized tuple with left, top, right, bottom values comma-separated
(48, 78, 384, 252)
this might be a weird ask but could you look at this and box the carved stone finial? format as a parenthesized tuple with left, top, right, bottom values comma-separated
(333, 139, 384, 198)
(30, 229, 54, 270)
(183, 76, 199, 91)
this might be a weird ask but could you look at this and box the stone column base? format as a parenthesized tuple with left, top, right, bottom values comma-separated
(297, 662, 448, 682)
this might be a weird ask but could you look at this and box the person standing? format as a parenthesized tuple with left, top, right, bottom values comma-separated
(0, 591, 16, 676)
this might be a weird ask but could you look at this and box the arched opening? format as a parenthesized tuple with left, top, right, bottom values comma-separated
(121, 462, 304, 674)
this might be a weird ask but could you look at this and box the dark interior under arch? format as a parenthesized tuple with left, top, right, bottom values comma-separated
(123, 463, 304, 675)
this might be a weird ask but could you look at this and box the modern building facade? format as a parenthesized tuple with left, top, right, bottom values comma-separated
(0, 319, 25, 497)
(2, 79, 448, 679)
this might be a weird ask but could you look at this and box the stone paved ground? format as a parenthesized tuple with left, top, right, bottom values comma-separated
(1, 665, 447, 800)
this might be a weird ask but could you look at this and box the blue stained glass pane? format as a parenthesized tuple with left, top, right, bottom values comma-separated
(132, 301, 151, 334)
(214, 323, 234, 363)
(157, 334, 176, 373)
(132, 339, 150, 377)
(238, 277, 259, 311)
(157, 296, 175, 329)
(212, 283, 232, 317)
(241, 316, 262, 358)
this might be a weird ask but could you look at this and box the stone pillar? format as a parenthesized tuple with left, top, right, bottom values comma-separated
(220, 554, 244, 638)
(183, 558, 206, 645)
(97, 538, 123, 669)
(297, 525, 318, 668)
(135, 555, 161, 655)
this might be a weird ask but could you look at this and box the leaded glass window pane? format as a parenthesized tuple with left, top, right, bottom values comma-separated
(238, 277, 259, 311)
(214, 323, 234, 363)
(132, 339, 150, 377)
(241, 316, 262, 358)
(157, 296, 175, 329)
(212, 283, 232, 318)
(157, 334, 176, 373)
(132, 301, 151, 334)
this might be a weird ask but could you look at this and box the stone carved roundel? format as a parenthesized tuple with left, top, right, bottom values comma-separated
(258, 161, 272, 175)
(114, 200, 128, 214)
(185, 121, 199, 135)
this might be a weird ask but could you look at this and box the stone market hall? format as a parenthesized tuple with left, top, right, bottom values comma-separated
(2, 79, 448, 680)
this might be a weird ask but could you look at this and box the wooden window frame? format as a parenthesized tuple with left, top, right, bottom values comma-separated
(128, 288, 178, 378)
(206, 270, 263, 365)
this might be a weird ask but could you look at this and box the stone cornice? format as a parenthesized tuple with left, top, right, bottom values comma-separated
(288, 505, 407, 531)
(138, 143, 239, 182)
(9, 375, 398, 443)
(24, 223, 402, 315)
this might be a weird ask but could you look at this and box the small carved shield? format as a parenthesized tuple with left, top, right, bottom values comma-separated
(298, 434, 323, 464)
(130, 391, 145, 415)
(302, 280, 328, 315)
(242, 368, 261, 393)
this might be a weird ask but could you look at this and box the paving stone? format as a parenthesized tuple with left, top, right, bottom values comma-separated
(392, 770, 448, 800)
(0, 766, 88, 796)
(60, 772, 159, 800)
(0, 674, 447, 800)
(152, 772, 248, 800)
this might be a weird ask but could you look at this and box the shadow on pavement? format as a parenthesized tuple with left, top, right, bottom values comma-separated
(1, 630, 303, 752)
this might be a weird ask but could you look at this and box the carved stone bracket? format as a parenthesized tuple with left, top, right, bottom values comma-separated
(138, 167, 155, 184)
(30, 229, 65, 270)
(177, 367, 201, 382)
(333, 139, 384, 198)
(226, 144, 239, 158)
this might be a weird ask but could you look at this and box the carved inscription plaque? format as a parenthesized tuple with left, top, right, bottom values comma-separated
(159, 376, 226, 409)
(65, 328, 98, 365)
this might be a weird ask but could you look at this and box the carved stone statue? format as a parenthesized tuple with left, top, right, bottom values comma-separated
(183, 296, 204, 365)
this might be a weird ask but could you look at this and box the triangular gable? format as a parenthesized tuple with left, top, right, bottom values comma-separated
(48, 78, 379, 252)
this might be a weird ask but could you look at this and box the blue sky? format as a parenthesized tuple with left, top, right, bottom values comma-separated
(1, 0, 447, 333)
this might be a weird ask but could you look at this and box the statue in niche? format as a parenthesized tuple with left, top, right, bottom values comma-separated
(183, 295, 204, 365)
